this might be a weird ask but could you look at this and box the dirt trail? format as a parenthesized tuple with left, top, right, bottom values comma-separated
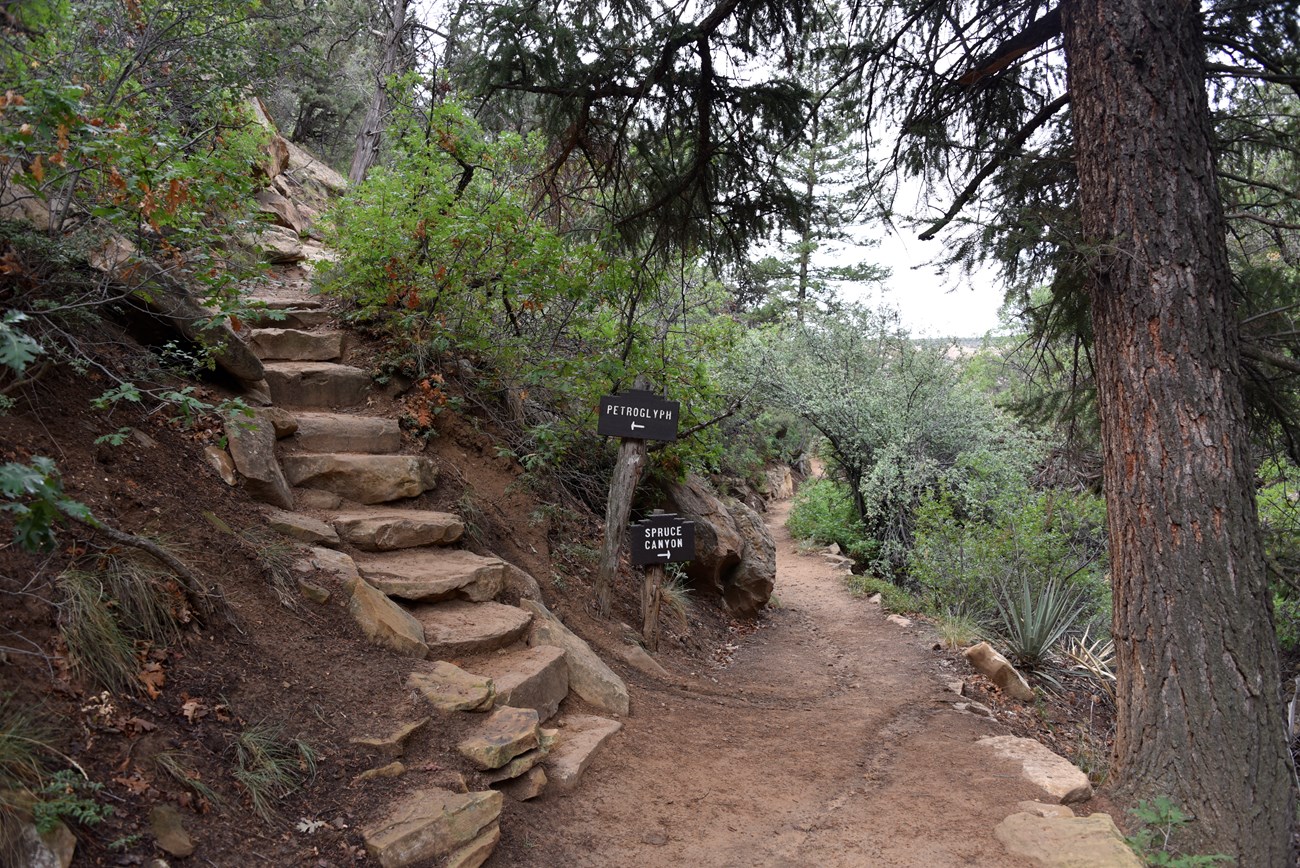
(492, 500, 1047, 866)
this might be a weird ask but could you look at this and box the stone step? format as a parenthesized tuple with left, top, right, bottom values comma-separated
(290, 412, 401, 454)
(263, 361, 370, 408)
(248, 327, 343, 362)
(243, 307, 333, 330)
(361, 788, 501, 868)
(543, 715, 623, 792)
(281, 453, 437, 504)
(357, 550, 505, 602)
(410, 600, 531, 657)
(473, 644, 569, 721)
(247, 296, 324, 311)
(333, 509, 464, 551)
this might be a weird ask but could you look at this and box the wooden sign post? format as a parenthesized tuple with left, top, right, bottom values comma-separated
(593, 385, 680, 617)
(629, 513, 695, 650)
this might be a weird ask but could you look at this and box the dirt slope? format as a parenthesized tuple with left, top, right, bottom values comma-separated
(492, 499, 1046, 866)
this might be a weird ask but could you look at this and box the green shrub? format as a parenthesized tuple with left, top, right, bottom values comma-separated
(845, 574, 919, 612)
(787, 477, 875, 562)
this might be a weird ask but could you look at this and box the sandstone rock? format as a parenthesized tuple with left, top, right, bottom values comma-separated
(263, 361, 370, 408)
(495, 766, 547, 802)
(978, 735, 1094, 804)
(886, 614, 913, 627)
(333, 510, 464, 551)
(245, 306, 333, 330)
(964, 642, 1035, 701)
(225, 411, 293, 509)
(483, 746, 549, 783)
(615, 643, 671, 679)
(0, 183, 51, 230)
(353, 761, 405, 784)
(664, 476, 774, 617)
(307, 546, 360, 585)
(995, 812, 1140, 867)
(362, 788, 501, 868)
(284, 138, 348, 205)
(763, 464, 795, 499)
(457, 706, 540, 770)
(347, 576, 428, 658)
(10, 818, 76, 868)
(502, 563, 543, 601)
(445, 822, 500, 868)
(266, 508, 340, 546)
(291, 413, 401, 454)
(149, 804, 194, 858)
(407, 662, 495, 713)
(412, 601, 532, 657)
(282, 454, 437, 504)
(544, 715, 623, 792)
(350, 718, 430, 758)
(866, 592, 883, 605)
(261, 406, 299, 437)
(203, 445, 237, 485)
(254, 187, 310, 235)
(297, 578, 331, 603)
(247, 327, 342, 362)
(476, 644, 569, 720)
(296, 489, 343, 510)
(521, 599, 629, 716)
(358, 550, 505, 602)
(1017, 801, 1076, 819)
(257, 225, 304, 263)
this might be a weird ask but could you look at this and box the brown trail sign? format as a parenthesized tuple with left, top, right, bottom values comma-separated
(629, 513, 695, 650)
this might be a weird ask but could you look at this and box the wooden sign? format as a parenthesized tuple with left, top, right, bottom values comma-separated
(629, 513, 696, 565)
(597, 389, 680, 442)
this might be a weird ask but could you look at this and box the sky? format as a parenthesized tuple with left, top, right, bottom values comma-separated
(846, 226, 1008, 339)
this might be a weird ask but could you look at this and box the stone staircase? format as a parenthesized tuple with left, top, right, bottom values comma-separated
(217, 282, 628, 868)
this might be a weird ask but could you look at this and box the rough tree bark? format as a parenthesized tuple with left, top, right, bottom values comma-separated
(348, 0, 410, 185)
(1061, 0, 1295, 860)
(595, 435, 647, 616)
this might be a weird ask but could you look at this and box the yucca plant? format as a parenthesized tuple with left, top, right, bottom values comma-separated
(995, 576, 1088, 670)
(1063, 623, 1118, 703)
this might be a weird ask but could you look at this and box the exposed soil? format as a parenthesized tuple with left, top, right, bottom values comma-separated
(490, 500, 1075, 867)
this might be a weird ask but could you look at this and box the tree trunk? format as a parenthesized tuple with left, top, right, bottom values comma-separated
(1061, 0, 1295, 861)
(642, 562, 665, 651)
(348, 0, 409, 185)
(594, 435, 648, 616)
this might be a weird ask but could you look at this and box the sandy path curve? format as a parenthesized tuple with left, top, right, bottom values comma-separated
(493, 500, 1045, 866)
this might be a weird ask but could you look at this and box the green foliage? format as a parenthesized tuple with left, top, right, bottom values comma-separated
(733, 306, 1043, 579)
(845, 574, 918, 613)
(231, 723, 317, 824)
(33, 770, 112, 834)
(323, 86, 740, 503)
(1126, 797, 1233, 867)
(0, 457, 93, 552)
(934, 611, 985, 650)
(994, 576, 1089, 670)
(786, 478, 875, 563)
(908, 488, 1109, 623)
(0, 312, 44, 376)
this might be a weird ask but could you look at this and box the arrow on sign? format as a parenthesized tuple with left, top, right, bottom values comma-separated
(630, 422, 645, 430)
(657, 551, 671, 559)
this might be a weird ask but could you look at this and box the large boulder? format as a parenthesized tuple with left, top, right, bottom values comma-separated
(521, 599, 628, 716)
(663, 475, 775, 617)
(225, 411, 293, 509)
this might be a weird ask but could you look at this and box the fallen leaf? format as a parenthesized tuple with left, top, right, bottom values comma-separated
(180, 698, 208, 723)
(138, 662, 165, 698)
(113, 774, 151, 795)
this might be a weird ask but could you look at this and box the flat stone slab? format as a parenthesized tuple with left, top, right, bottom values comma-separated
(247, 295, 324, 311)
(544, 715, 623, 792)
(350, 718, 430, 758)
(225, 411, 293, 509)
(281, 453, 437, 504)
(291, 412, 400, 454)
(265, 508, 339, 546)
(978, 735, 1094, 804)
(493, 765, 547, 801)
(457, 706, 540, 770)
(410, 601, 532, 657)
(445, 822, 499, 868)
(245, 307, 333, 330)
(362, 788, 501, 868)
(357, 550, 505, 602)
(522, 599, 629, 716)
(995, 812, 1141, 867)
(408, 662, 495, 713)
(247, 327, 343, 362)
(347, 577, 428, 659)
(964, 642, 1034, 701)
(333, 509, 464, 551)
(263, 360, 370, 408)
(474, 645, 569, 721)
